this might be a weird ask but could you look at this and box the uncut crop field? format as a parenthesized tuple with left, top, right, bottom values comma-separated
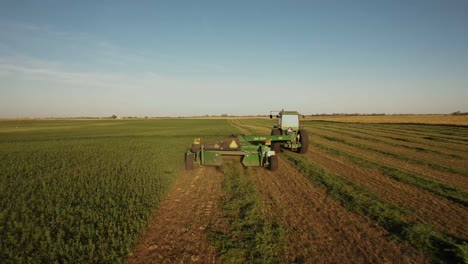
(233, 118, 468, 262)
(0, 119, 234, 263)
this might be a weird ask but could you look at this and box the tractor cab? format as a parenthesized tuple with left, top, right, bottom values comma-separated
(277, 112, 299, 131)
(271, 110, 301, 132)
(269, 109, 308, 153)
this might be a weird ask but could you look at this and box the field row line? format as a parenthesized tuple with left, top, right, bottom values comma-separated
(310, 123, 467, 160)
(228, 119, 267, 134)
(311, 128, 468, 177)
(308, 122, 468, 154)
(305, 144, 468, 238)
(331, 122, 468, 146)
(282, 152, 467, 263)
(371, 123, 468, 138)
(334, 121, 468, 139)
(309, 139, 468, 207)
(208, 163, 285, 263)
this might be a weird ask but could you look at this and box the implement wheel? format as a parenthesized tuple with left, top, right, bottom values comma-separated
(269, 155, 278, 171)
(271, 129, 281, 152)
(185, 154, 194, 170)
(297, 129, 309, 154)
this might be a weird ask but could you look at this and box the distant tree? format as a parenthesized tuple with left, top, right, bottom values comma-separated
(450, 111, 468, 115)
(111, 115, 117, 119)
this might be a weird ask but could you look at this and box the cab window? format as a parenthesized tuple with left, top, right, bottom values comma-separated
(281, 115, 299, 128)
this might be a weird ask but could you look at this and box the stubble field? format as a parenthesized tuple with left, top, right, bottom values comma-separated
(1, 116, 467, 263)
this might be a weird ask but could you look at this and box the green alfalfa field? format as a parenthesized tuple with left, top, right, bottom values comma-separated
(0, 117, 467, 263)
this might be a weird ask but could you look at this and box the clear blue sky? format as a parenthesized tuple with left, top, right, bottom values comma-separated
(0, 0, 467, 117)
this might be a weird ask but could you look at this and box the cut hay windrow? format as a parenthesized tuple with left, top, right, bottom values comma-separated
(309, 140, 468, 207)
(311, 123, 467, 160)
(311, 129, 468, 177)
(332, 122, 468, 147)
(304, 121, 468, 154)
(283, 152, 468, 263)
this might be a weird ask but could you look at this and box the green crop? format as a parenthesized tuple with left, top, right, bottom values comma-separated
(0, 119, 234, 263)
(208, 163, 285, 264)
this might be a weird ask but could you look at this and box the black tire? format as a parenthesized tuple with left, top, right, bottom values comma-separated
(297, 129, 309, 154)
(191, 144, 201, 152)
(271, 129, 281, 136)
(185, 154, 194, 170)
(269, 155, 278, 171)
(271, 129, 281, 152)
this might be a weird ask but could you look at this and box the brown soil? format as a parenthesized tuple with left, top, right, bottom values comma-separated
(305, 115, 468, 126)
(311, 130, 468, 189)
(315, 125, 468, 170)
(305, 144, 468, 239)
(250, 160, 427, 263)
(126, 167, 223, 264)
(368, 126, 468, 144)
(330, 124, 468, 155)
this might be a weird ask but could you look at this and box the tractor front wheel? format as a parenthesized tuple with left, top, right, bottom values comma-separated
(185, 154, 194, 170)
(271, 129, 281, 152)
(269, 155, 278, 171)
(297, 129, 309, 154)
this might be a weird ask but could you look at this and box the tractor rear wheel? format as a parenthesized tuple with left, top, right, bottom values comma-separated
(297, 129, 309, 154)
(271, 129, 281, 152)
(269, 155, 278, 171)
(185, 154, 194, 170)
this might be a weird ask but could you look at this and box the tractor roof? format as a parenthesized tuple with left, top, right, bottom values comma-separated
(280, 110, 300, 115)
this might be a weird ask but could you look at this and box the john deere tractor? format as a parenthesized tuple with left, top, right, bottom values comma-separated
(269, 109, 308, 154)
(184, 110, 308, 171)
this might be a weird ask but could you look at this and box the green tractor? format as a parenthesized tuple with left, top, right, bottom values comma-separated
(184, 110, 308, 171)
(269, 109, 309, 154)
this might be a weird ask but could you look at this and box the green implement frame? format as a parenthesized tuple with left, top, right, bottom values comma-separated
(184, 134, 299, 171)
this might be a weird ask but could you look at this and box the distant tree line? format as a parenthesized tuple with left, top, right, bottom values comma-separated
(451, 111, 468, 116)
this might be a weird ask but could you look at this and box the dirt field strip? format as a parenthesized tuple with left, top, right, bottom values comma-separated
(310, 128, 468, 186)
(367, 126, 468, 144)
(126, 167, 223, 264)
(329, 123, 468, 153)
(311, 127, 468, 175)
(314, 124, 468, 169)
(305, 115, 468, 126)
(305, 144, 468, 239)
(308, 134, 468, 205)
(283, 151, 468, 262)
(250, 160, 427, 263)
(314, 123, 467, 161)
(332, 122, 468, 140)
